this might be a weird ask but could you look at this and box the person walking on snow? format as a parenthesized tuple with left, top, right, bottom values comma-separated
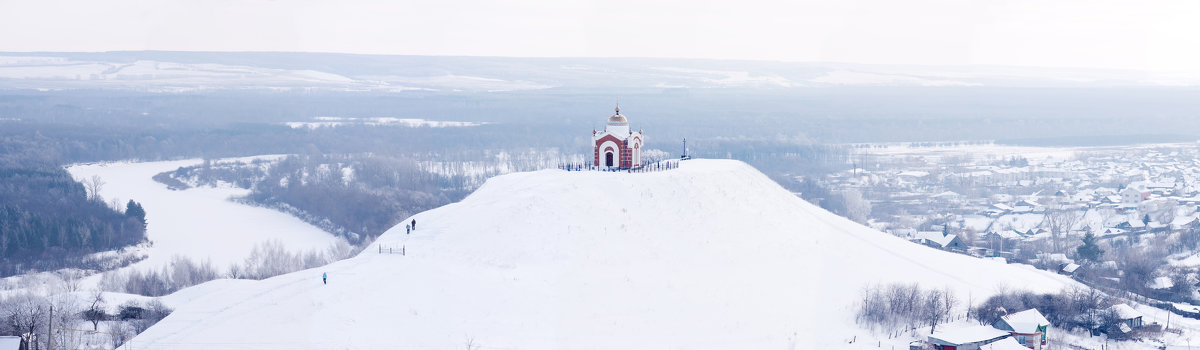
(411, 219, 416, 230)
(406, 224, 411, 235)
(322, 272, 327, 285)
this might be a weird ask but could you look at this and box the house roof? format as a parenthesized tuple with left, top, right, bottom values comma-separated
(915, 231, 958, 248)
(899, 170, 930, 178)
(987, 230, 1022, 240)
(928, 325, 1011, 346)
(1147, 276, 1174, 290)
(996, 309, 1050, 334)
(1109, 304, 1143, 320)
(980, 337, 1031, 350)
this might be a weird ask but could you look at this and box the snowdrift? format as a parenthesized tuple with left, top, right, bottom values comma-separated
(132, 160, 1075, 349)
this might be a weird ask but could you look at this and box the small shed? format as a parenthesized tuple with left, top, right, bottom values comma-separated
(928, 325, 1011, 350)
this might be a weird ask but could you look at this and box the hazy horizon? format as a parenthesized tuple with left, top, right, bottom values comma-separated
(4, 0, 1200, 75)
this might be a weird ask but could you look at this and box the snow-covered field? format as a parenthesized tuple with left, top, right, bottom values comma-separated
(284, 116, 485, 130)
(810, 70, 978, 86)
(132, 159, 1084, 349)
(66, 157, 341, 273)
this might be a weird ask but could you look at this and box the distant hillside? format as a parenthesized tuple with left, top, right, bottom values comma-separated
(131, 160, 1076, 349)
(1, 51, 1194, 92)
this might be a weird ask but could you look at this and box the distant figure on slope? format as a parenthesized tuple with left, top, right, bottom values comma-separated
(322, 272, 327, 285)
(412, 219, 416, 230)
(406, 224, 411, 235)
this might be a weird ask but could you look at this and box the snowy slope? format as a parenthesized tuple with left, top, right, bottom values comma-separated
(131, 160, 1076, 349)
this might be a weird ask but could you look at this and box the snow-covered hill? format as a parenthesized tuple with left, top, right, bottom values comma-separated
(132, 160, 1076, 349)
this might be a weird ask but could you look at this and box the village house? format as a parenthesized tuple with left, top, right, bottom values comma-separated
(1108, 303, 1144, 334)
(993, 309, 1050, 350)
(1059, 263, 1080, 276)
(1121, 186, 1149, 207)
(914, 231, 965, 251)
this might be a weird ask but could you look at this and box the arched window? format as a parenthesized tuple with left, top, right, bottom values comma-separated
(633, 143, 640, 165)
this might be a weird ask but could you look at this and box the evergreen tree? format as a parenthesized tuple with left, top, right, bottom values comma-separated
(126, 200, 147, 228)
(1143, 214, 1151, 225)
(1076, 232, 1104, 262)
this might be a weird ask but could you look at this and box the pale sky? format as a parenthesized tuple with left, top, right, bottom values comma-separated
(3, 0, 1200, 73)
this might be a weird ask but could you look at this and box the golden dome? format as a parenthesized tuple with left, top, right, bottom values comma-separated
(607, 106, 628, 123)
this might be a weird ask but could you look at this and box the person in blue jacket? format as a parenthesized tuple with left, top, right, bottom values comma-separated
(322, 272, 327, 285)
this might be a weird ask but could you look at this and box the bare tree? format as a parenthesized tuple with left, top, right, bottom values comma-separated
(50, 294, 83, 347)
(227, 263, 243, 279)
(2, 293, 49, 349)
(856, 283, 958, 334)
(924, 288, 950, 334)
(942, 286, 959, 322)
(84, 175, 106, 201)
(110, 321, 135, 349)
(1044, 208, 1081, 253)
(85, 289, 107, 331)
(61, 270, 83, 293)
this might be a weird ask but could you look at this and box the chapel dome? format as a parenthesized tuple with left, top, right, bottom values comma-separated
(608, 106, 628, 124)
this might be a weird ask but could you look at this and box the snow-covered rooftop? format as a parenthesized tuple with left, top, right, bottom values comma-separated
(929, 325, 1010, 346)
(997, 309, 1050, 334)
(981, 337, 1032, 350)
(1148, 276, 1175, 290)
(915, 231, 958, 248)
(1110, 303, 1144, 320)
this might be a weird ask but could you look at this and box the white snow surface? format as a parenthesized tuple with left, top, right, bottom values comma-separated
(810, 70, 979, 86)
(284, 116, 484, 129)
(66, 158, 340, 272)
(132, 159, 1076, 349)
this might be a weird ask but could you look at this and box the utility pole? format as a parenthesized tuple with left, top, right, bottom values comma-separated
(47, 305, 53, 350)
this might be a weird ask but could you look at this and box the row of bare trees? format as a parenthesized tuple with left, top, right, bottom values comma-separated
(98, 239, 356, 297)
(855, 283, 959, 336)
(0, 289, 171, 350)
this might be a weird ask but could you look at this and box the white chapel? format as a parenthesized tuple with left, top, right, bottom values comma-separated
(592, 106, 644, 169)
